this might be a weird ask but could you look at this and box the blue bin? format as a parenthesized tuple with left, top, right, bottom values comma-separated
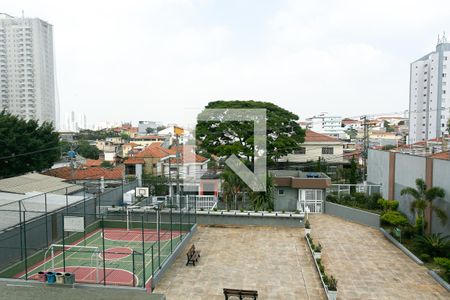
(45, 271, 56, 284)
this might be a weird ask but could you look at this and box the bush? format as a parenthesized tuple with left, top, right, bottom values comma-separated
(367, 192, 383, 210)
(378, 198, 399, 211)
(400, 225, 415, 239)
(327, 275, 338, 291)
(326, 193, 338, 203)
(381, 211, 409, 227)
(419, 253, 432, 262)
(434, 257, 450, 282)
(315, 243, 322, 253)
(414, 233, 450, 257)
(240, 208, 244, 212)
(305, 219, 311, 229)
(213, 207, 218, 212)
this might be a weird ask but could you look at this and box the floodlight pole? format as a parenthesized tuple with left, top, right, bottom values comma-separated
(126, 206, 130, 231)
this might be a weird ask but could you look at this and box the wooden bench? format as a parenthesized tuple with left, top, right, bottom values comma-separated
(186, 244, 201, 266)
(223, 288, 258, 300)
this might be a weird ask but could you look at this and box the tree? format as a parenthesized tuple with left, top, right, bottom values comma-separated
(100, 161, 113, 168)
(345, 128, 358, 139)
(196, 100, 305, 165)
(249, 173, 275, 211)
(145, 127, 155, 134)
(447, 120, 450, 135)
(401, 178, 447, 235)
(383, 120, 395, 132)
(221, 166, 246, 210)
(143, 174, 169, 196)
(156, 125, 166, 132)
(0, 111, 60, 178)
(77, 140, 100, 159)
(120, 132, 130, 141)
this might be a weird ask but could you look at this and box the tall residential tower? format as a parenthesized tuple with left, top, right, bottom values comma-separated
(409, 35, 450, 144)
(0, 13, 56, 126)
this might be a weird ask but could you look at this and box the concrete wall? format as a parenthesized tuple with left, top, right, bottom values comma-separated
(394, 154, 426, 223)
(194, 212, 303, 228)
(432, 159, 450, 235)
(367, 150, 390, 199)
(274, 187, 298, 211)
(324, 201, 380, 228)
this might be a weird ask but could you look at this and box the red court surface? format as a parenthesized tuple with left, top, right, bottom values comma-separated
(103, 228, 184, 242)
(100, 247, 133, 260)
(29, 266, 137, 286)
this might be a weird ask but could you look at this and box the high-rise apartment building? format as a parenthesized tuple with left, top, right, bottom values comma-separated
(409, 35, 450, 144)
(0, 13, 56, 126)
(305, 113, 345, 139)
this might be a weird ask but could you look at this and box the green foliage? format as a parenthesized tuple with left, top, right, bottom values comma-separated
(196, 100, 305, 165)
(315, 243, 322, 253)
(434, 257, 450, 282)
(401, 178, 447, 233)
(0, 111, 60, 178)
(305, 219, 311, 229)
(77, 140, 100, 159)
(377, 198, 399, 211)
(380, 211, 409, 227)
(100, 161, 113, 168)
(419, 253, 431, 262)
(76, 129, 118, 140)
(249, 173, 275, 211)
(381, 145, 396, 151)
(221, 166, 246, 210)
(327, 275, 338, 291)
(326, 191, 383, 211)
(142, 175, 169, 196)
(120, 132, 130, 141)
(414, 233, 450, 257)
(345, 128, 358, 139)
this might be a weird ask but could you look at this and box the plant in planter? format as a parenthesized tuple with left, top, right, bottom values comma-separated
(199, 207, 204, 211)
(305, 219, 311, 236)
(327, 275, 338, 300)
(240, 208, 244, 213)
(213, 207, 218, 212)
(314, 243, 322, 259)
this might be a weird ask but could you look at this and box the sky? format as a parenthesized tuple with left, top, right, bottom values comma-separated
(4, 0, 450, 128)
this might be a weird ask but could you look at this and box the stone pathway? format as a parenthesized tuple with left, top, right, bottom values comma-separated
(308, 214, 449, 299)
(154, 225, 326, 299)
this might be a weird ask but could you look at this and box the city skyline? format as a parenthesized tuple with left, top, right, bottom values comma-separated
(3, 0, 450, 126)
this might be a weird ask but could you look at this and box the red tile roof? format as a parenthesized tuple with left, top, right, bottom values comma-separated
(305, 130, 340, 142)
(135, 142, 175, 158)
(429, 151, 450, 160)
(124, 157, 145, 165)
(44, 166, 124, 180)
(83, 159, 103, 167)
(132, 135, 165, 140)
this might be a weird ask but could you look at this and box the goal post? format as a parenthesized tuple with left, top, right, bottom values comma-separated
(43, 244, 101, 283)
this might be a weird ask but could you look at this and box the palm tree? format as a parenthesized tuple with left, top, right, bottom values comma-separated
(221, 167, 246, 210)
(249, 174, 275, 211)
(401, 178, 447, 235)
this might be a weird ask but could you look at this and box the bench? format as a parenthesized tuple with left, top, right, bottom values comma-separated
(186, 244, 201, 266)
(223, 288, 258, 300)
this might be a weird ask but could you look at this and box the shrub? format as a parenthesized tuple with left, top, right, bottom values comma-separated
(240, 208, 244, 212)
(322, 274, 329, 285)
(326, 193, 338, 203)
(434, 257, 450, 282)
(380, 211, 409, 227)
(213, 207, 218, 212)
(401, 225, 415, 239)
(419, 253, 431, 262)
(305, 219, 311, 229)
(415, 216, 426, 236)
(294, 209, 300, 214)
(315, 243, 322, 253)
(327, 275, 338, 291)
(414, 233, 450, 257)
(268, 209, 273, 213)
(199, 207, 204, 211)
(378, 198, 399, 211)
(367, 192, 383, 209)
(281, 210, 285, 213)
(353, 192, 367, 204)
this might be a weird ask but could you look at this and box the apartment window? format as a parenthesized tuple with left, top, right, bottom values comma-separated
(294, 147, 306, 155)
(322, 147, 334, 155)
(444, 90, 447, 95)
(278, 189, 285, 196)
(445, 56, 448, 61)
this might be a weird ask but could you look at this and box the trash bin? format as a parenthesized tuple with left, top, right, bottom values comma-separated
(56, 272, 65, 284)
(64, 272, 75, 285)
(37, 271, 46, 282)
(45, 271, 56, 284)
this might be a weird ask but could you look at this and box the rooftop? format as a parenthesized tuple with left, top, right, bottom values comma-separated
(304, 130, 340, 143)
(0, 173, 81, 195)
(43, 166, 124, 180)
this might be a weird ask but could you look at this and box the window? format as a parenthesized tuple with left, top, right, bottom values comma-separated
(278, 189, 285, 196)
(322, 147, 334, 154)
(294, 147, 306, 155)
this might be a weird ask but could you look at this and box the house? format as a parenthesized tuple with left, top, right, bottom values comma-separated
(280, 130, 345, 164)
(131, 135, 166, 147)
(270, 170, 331, 212)
(130, 142, 175, 175)
(121, 142, 139, 157)
(43, 166, 124, 184)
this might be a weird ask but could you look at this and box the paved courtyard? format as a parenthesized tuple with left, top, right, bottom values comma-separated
(154, 225, 326, 300)
(309, 214, 449, 299)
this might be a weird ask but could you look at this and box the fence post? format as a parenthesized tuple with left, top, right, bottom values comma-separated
(101, 216, 106, 285)
(65, 187, 69, 214)
(22, 211, 28, 280)
(44, 193, 49, 247)
(141, 216, 146, 289)
(19, 201, 23, 261)
(170, 203, 173, 253)
(132, 250, 136, 287)
(62, 213, 66, 272)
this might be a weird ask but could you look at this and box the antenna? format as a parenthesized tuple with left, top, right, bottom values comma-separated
(21, 10, 24, 18)
(443, 31, 447, 43)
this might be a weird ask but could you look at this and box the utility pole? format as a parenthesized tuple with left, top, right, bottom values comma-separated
(361, 116, 369, 182)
